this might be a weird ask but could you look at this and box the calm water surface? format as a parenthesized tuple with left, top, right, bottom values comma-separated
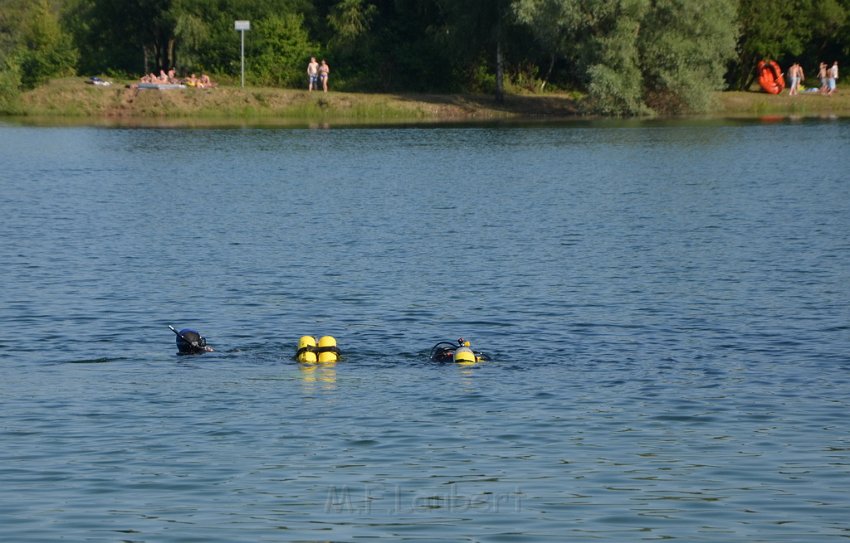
(1, 119, 849, 542)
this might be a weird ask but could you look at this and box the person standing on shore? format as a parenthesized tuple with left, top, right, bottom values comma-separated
(818, 62, 828, 93)
(307, 57, 319, 91)
(827, 61, 839, 95)
(319, 59, 330, 92)
(788, 62, 804, 95)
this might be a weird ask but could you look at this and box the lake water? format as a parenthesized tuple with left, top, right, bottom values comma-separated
(1, 118, 849, 542)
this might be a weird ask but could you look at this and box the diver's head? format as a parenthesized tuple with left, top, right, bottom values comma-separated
(176, 328, 207, 355)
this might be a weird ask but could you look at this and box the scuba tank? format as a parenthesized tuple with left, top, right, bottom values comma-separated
(317, 336, 340, 363)
(453, 343, 477, 364)
(295, 335, 340, 363)
(296, 336, 318, 363)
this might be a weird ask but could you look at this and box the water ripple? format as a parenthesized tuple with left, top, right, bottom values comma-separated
(1, 121, 850, 542)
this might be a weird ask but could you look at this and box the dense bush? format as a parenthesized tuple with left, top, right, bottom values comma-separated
(247, 14, 318, 87)
(516, 0, 738, 115)
(0, 59, 23, 113)
(0, 0, 77, 91)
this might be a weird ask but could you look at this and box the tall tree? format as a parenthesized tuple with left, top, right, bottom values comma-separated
(328, 0, 376, 43)
(438, 0, 514, 101)
(0, 0, 29, 56)
(639, 0, 738, 113)
(513, 0, 579, 89)
(248, 12, 317, 86)
(1, 0, 29, 108)
(320, 0, 456, 92)
(17, 0, 78, 87)
(65, 0, 177, 74)
(324, 0, 377, 87)
(515, 0, 737, 114)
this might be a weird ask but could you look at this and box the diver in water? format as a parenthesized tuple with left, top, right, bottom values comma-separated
(429, 338, 490, 363)
(170, 326, 214, 355)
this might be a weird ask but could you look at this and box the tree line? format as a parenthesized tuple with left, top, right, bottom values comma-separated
(1, 0, 849, 115)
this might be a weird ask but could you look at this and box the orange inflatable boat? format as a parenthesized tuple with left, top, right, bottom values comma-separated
(758, 60, 785, 94)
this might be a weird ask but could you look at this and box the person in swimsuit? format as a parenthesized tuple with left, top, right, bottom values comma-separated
(307, 57, 319, 91)
(788, 62, 804, 95)
(827, 61, 839, 95)
(319, 59, 330, 92)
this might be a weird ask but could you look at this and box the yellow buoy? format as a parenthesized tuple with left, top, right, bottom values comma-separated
(317, 335, 338, 363)
(297, 335, 317, 363)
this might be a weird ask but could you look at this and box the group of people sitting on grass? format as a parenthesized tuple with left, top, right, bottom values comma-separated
(139, 68, 215, 88)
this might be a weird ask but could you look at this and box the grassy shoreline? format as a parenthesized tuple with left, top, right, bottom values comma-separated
(3, 77, 850, 125)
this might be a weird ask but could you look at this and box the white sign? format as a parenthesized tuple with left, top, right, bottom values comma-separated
(235, 21, 251, 87)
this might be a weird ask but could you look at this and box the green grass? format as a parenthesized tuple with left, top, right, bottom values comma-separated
(4, 77, 850, 124)
(716, 90, 850, 117)
(3, 77, 580, 123)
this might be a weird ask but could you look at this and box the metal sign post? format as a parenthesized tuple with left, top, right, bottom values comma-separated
(234, 20, 250, 87)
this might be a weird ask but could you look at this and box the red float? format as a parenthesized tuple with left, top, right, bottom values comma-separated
(757, 60, 785, 94)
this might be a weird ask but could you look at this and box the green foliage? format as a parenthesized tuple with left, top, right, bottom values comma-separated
(248, 13, 318, 87)
(515, 0, 736, 115)
(173, 11, 209, 74)
(733, 0, 812, 89)
(514, 0, 578, 57)
(328, 0, 376, 44)
(436, 0, 517, 99)
(323, 0, 377, 89)
(732, 0, 849, 89)
(587, 2, 649, 115)
(639, 0, 738, 113)
(0, 56, 23, 112)
(64, 0, 166, 74)
(15, 0, 78, 88)
(516, 0, 645, 112)
(0, 0, 847, 114)
(0, 0, 29, 55)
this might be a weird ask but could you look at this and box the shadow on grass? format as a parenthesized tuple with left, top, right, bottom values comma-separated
(394, 92, 582, 118)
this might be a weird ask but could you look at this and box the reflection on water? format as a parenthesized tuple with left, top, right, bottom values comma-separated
(299, 362, 338, 391)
